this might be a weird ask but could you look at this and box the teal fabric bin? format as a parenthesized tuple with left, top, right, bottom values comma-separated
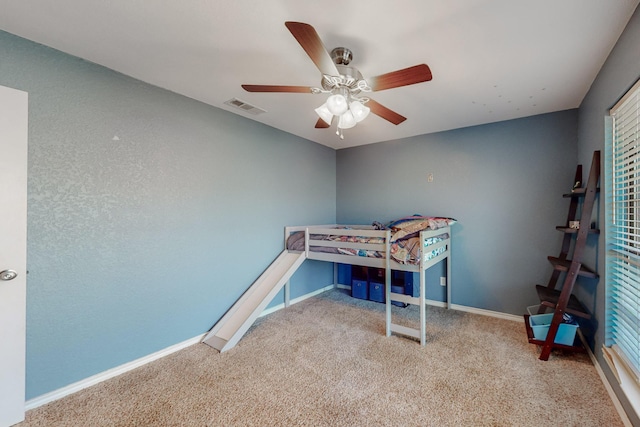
(529, 313, 578, 346)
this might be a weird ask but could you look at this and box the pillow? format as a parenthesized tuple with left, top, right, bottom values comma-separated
(386, 214, 427, 229)
(388, 215, 456, 242)
(286, 231, 305, 251)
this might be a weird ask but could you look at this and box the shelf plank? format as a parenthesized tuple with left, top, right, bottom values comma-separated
(547, 256, 598, 278)
(535, 285, 592, 319)
(563, 187, 600, 198)
(555, 226, 600, 234)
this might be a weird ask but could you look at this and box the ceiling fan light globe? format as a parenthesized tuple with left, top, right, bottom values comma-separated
(338, 110, 356, 129)
(350, 101, 370, 123)
(315, 104, 333, 125)
(326, 94, 348, 115)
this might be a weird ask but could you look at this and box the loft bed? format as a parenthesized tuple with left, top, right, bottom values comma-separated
(284, 216, 454, 345)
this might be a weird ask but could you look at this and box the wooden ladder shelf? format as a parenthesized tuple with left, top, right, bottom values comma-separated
(524, 150, 600, 360)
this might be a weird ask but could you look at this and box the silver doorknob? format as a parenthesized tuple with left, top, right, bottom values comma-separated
(0, 270, 18, 281)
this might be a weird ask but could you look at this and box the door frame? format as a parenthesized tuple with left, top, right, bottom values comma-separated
(0, 84, 28, 426)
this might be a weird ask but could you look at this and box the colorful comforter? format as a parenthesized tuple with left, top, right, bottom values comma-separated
(286, 215, 455, 265)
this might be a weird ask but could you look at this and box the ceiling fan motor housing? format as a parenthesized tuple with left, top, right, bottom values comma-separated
(322, 48, 366, 94)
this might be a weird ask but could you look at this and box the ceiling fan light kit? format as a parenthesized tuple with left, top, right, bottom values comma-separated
(326, 90, 349, 115)
(317, 86, 372, 138)
(314, 103, 333, 125)
(349, 101, 370, 123)
(338, 109, 356, 129)
(241, 21, 432, 140)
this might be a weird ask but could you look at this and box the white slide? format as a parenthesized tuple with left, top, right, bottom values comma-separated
(202, 250, 306, 352)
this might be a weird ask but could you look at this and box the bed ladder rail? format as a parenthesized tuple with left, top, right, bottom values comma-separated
(202, 250, 306, 353)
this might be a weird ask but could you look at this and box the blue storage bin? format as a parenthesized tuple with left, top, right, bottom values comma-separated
(351, 279, 368, 300)
(404, 280, 420, 297)
(391, 285, 407, 307)
(337, 264, 352, 287)
(369, 282, 385, 303)
(392, 271, 416, 297)
(529, 313, 579, 346)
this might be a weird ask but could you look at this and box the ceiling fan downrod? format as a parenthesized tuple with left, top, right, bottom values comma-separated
(331, 47, 352, 65)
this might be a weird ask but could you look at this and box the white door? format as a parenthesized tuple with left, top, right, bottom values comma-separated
(0, 85, 28, 426)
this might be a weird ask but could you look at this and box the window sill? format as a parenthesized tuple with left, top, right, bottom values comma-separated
(603, 345, 640, 419)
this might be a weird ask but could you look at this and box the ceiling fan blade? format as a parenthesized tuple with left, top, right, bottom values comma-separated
(242, 85, 313, 93)
(285, 22, 340, 77)
(368, 64, 432, 92)
(315, 117, 332, 128)
(367, 99, 407, 125)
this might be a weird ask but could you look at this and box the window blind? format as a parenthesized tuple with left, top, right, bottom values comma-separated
(608, 77, 640, 381)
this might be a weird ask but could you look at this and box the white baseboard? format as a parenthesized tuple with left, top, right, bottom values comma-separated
(449, 306, 633, 426)
(25, 333, 206, 410)
(426, 299, 448, 308)
(578, 331, 633, 427)
(336, 284, 448, 308)
(449, 303, 523, 322)
(22, 284, 523, 412)
(338, 284, 519, 320)
(25, 284, 337, 410)
(260, 284, 336, 316)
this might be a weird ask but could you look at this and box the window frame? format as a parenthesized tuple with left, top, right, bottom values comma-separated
(605, 76, 640, 417)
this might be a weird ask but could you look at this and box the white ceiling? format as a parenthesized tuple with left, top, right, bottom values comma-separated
(0, 1, 638, 149)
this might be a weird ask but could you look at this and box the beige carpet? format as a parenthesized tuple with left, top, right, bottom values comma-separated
(19, 289, 622, 426)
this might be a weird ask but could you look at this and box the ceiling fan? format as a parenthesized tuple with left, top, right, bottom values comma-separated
(242, 22, 433, 139)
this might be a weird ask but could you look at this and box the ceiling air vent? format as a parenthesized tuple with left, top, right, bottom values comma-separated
(224, 98, 266, 115)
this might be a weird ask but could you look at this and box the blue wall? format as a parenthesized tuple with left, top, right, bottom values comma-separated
(2, 7, 639, 422)
(576, 5, 640, 425)
(0, 31, 336, 399)
(336, 110, 578, 315)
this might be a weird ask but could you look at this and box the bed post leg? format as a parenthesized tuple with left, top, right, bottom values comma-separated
(419, 231, 427, 346)
(385, 230, 392, 337)
(284, 281, 290, 307)
(420, 263, 426, 346)
(284, 226, 291, 308)
(446, 234, 452, 310)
